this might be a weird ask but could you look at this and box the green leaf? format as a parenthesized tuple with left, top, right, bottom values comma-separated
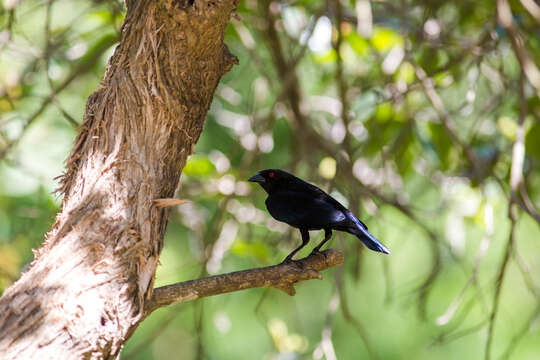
(428, 122, 454, 169)
(183, 155, 215, 177)
(231, 239, 271, 261)
(344, 32, 370, 56)
(525, 123, 540, 160)
(396, 62, 415, 84)
(497, 116, 517, 141)
(313, 49, 337, 64)
(374, 102, 393, 123)
(371, 27, 404, 53)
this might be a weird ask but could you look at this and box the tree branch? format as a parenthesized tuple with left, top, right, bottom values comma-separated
(0, 33, 119, 160)
(144, 249, 344, 316)
(0, 0, 240, 357)
(498, 0, 540, 97)
(485, 48, 528, 360)
(412, 61, 484, 181)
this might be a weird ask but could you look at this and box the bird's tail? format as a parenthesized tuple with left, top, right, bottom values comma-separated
(346, 212, 390, 254)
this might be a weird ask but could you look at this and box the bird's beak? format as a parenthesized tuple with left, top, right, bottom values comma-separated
(248, 173, 265, 183)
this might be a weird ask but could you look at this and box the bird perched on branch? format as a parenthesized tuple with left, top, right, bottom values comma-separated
(249, 169, 390, 262)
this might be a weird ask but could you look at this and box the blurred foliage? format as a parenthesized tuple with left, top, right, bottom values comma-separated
(1, 0, 540, 359)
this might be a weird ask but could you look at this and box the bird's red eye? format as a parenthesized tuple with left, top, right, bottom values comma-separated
(269, 172, 275, 178)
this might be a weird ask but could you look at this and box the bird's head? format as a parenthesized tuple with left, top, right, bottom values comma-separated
(248, 169, 296, 194)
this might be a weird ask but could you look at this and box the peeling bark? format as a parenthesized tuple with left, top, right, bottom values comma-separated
(0, 0, 238, 358)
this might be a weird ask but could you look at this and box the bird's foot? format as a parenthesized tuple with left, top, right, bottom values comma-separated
(309, 248, 327, 259)
(280, 257, 304, 270)
(280, 254, 295, 264)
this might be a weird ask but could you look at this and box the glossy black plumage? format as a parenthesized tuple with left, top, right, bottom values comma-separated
(249, 169, 390, 261)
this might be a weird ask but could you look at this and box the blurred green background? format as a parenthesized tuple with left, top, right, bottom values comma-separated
(0, 0, 539, 359)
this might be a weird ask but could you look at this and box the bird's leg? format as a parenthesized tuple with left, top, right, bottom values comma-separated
(282, 228, 310, 263)
(311, 228, 332, 254)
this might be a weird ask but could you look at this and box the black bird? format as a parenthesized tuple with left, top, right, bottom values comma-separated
(249, 169, 390, 262)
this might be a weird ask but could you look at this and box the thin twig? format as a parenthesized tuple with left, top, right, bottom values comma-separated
(485, 46, 528, 360)
(499, 304, 540, 360)
(335, 248, 380, 360)
(497, 0, 540, 96)
(412, 61, 483, 181)
(484, 213, 515, 360)
(520, 0, 540, 23)
(0, 33, 118, 160)
(312, 289, 339, 360)
(497, 249, 540, 359)
(123, 305, 187, 360)
(329, 0, 352, 153)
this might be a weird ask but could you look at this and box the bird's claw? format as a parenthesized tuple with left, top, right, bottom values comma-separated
(310, 249, 327, 259)
(280, 255, 295, 264)
(280, 257, 304, 270)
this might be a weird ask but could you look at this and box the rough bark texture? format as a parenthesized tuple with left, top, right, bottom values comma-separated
(145, 249, 345, 316)
(0, 0, 238, 358)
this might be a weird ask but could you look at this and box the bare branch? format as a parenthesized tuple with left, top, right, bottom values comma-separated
(329, 0, 352, 153)
(520, 0, 540, 23)
(500, 304, 540, 360)
(0, 33, 118, 160)
(485, 53, 528, 360)
(484, 209, 515, 360)
(144, 249, 344, 317)
(123, 306, 187, 360)
(498, 0, 540, 96)
(412, 62, 483, 181)
(335, 254, 380, 360)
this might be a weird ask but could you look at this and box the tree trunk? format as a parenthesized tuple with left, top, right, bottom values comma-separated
(0, 0, 238, 358)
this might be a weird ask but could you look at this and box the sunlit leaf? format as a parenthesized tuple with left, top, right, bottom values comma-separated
(231, 239, 271, 261)
(374, 102, 393, 123)
(371, 27, 403, 52)
(525, 123, 540, 160)
(428, 122, 454, 169)
(318, 157, 336, 179)
(497, 116, 517, 140)
(344, 32, 370, 56)
(183, 155, 215, 177)
(0, 244, 21, 278)
(396, 61, 415, 84)
(312, 49, 337, 64)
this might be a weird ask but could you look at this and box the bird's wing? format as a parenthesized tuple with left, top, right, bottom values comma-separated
(265, 191, 346, 229)
(288, 178, 349, 211)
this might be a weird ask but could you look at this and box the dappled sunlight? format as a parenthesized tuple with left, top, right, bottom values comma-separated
(0, 0, 539, 359)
